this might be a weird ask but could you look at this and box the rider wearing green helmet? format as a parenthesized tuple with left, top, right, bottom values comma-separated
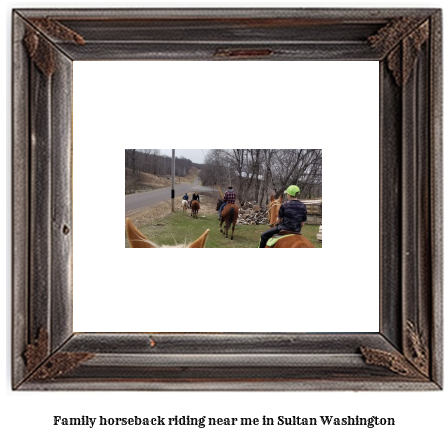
(258, 185, 308, 248)
(284, 185, 301, 197)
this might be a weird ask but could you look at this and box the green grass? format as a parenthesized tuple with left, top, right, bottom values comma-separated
(125, 211, 322, 248)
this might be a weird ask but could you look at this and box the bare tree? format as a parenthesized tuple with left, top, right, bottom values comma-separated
(125, 149, 137, 174)
(199, 148, 322, 203)
(259, 149, 274, 206)
(271, 149, 322, 198)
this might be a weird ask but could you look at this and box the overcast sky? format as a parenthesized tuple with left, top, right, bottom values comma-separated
(159, 149, 207, 164)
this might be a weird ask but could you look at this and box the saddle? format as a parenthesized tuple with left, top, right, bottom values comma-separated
(278, 230, 301, 235)
(266, 231, 302, 247)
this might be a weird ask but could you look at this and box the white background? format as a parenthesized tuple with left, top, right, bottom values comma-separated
(3, 1, 447, 438)
(73, 60, 379, 333)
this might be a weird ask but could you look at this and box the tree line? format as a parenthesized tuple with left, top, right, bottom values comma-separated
(125, 149, 194, 178)
(199, 149, 322, 205)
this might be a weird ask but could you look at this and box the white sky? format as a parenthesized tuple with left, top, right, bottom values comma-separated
(159, 149, 206, 164)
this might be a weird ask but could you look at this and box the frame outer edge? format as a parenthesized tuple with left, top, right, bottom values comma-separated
(12, 7, 442, 391)
(400, 18, 438, 380)
(14, 7, 439, 20)
(12, 12, 30, 388)
(429, 10, 443, 388)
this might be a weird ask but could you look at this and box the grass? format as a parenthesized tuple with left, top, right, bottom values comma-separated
(125, 207, 322, 249)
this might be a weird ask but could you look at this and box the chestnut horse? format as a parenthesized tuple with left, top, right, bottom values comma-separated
(216, 199, 239, 240)
(266, 195, 315, 248)
(191, 200, 200, 219)
(126, 218, 209, 248)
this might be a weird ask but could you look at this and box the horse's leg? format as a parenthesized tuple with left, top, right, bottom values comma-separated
(220, 218, 224, 233)
(231, 221, 236, 240)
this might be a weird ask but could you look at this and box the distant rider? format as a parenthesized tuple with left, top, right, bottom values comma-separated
(182, 193, 189, 209)
(258, 185, 307, 248)
(191, 191, 200, 207)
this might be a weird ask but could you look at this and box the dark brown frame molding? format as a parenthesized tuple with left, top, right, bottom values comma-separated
(12, 8, 442, 390)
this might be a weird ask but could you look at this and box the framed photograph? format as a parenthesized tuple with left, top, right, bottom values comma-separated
(12, 8, 442, 390)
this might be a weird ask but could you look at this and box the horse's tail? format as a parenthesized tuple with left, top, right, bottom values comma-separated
(226, 207, 235, 227)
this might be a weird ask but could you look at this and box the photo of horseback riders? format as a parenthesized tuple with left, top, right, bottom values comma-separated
(125, 149, 322, 248)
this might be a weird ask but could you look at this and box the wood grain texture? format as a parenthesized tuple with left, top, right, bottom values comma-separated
(50, 50, 74, 350)
(379, 60, 402, 350)
(429, 10, 443, 388)
(12, 13, 31, 388)
(12, 7, 443, 391)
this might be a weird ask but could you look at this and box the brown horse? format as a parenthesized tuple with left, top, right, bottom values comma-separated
(191, 200, 200, 219)
(266, 195, 315, 248)
(126, 218, 209, 248)
(216, 199, 239, 240)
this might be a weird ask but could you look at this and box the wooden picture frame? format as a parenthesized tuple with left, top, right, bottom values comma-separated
(12, 8, 442, 390)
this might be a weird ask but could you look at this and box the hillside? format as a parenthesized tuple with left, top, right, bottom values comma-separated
(125, 167, 199, 194)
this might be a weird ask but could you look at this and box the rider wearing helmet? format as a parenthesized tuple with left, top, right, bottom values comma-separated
(258, 185, 307, 248)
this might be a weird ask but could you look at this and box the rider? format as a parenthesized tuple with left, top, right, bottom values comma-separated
(182, 193, 189, 209)
(218, 186, 236, 220)
(258, 185, 307, 248)
(191, 191, 200, 207)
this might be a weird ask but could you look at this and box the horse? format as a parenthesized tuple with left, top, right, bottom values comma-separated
(191, 200, 200, 219)
(216, 199, 239, 240)
(266, 195, 315, 248)
(126, 218, 209, 248)
(181, 200, 189, 212)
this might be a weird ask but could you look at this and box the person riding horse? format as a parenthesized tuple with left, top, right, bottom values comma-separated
(190, 191, 200, 207)
(258, 185, 307, 248)
(218, 186, 236, 220)
(183, 193, 189, 207)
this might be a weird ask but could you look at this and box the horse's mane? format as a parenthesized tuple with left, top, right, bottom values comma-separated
(268, 195, 283, 226)
(128, 230, 190, 248)
(140, 239, 189, 248)
(126, 218, 209, 248)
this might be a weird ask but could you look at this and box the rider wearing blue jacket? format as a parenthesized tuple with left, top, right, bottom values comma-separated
(258, 185, 307, 248)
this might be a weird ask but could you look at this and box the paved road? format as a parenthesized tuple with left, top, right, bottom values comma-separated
(125, 177, 215, 214)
